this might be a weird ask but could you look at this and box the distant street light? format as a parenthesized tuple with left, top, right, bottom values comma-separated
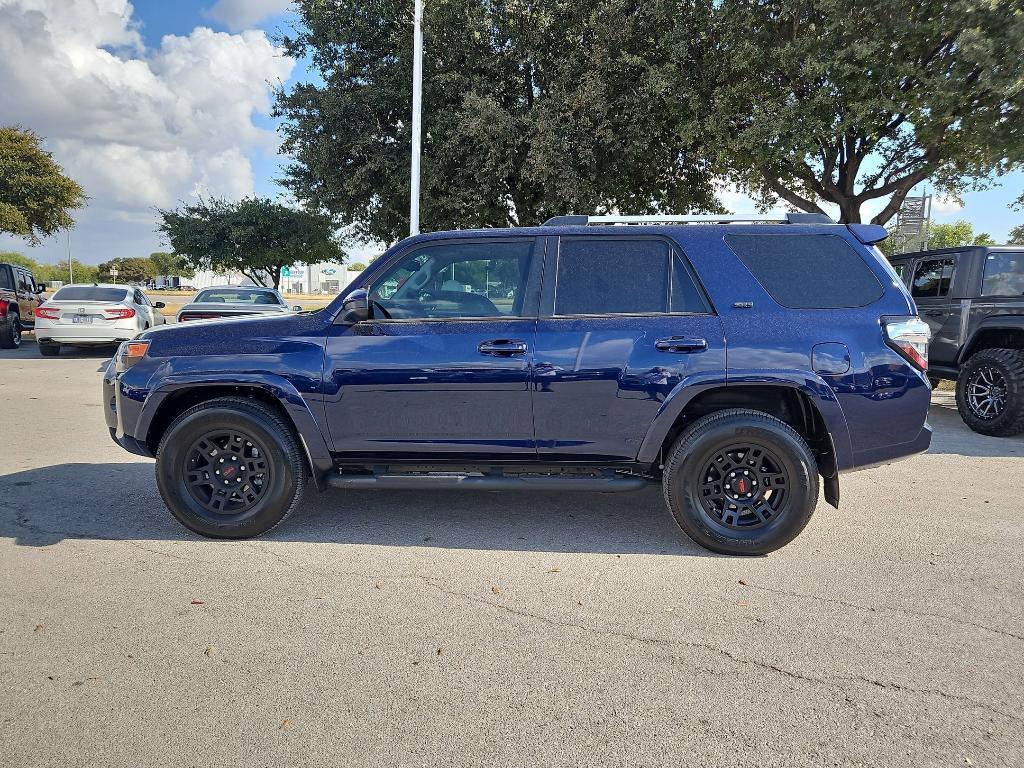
(409, 0, 424, 236)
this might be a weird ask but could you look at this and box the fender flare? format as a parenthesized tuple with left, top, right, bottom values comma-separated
(139, 373, 334, 484)
(957, 316, 1024, 365)
(635, 370, 854, 474)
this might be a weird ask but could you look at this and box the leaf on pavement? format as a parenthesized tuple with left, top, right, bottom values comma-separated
(491, 586, 501, 595)
(204, 646, 217, 657)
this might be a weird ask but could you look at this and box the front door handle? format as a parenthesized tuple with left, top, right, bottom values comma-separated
(478, 339, 528, 356)
(655, 336, 707, 353)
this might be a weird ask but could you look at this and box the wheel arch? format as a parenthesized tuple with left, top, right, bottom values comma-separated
(957, 320, 1024, 364)
(142, 377, 333, 489)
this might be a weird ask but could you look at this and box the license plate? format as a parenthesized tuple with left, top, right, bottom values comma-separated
(72, 315, 93, 324)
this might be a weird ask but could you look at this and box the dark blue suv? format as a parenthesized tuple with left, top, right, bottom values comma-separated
(104, 214, 932, 555)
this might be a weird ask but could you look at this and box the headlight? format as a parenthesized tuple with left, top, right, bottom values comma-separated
(115, 340, 150, 373)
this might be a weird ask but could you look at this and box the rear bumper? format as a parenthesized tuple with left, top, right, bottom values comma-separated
(846, 422, 932, 472)
(38, 321, 139, 344)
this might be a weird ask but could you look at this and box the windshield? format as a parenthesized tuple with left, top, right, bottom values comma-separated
(194, 288, 282, 305)
(51, 286, 129, 302)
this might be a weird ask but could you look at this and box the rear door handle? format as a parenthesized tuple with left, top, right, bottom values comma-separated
(478, 339, 528, 356)
(655, 336, 707, 353)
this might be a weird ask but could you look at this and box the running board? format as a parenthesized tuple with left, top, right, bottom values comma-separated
(327, 470, 648, 492)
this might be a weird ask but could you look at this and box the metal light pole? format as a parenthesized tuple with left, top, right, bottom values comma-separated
(67, 229, 73, 283)
(409, 0, 424, 236)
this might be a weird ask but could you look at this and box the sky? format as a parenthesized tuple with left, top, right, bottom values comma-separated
(1, 0, 1022, 268)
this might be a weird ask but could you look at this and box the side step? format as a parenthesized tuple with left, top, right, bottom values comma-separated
(326, 469, 649, 492)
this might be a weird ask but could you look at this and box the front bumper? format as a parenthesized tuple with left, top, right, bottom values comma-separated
(102, 361, 154, 457)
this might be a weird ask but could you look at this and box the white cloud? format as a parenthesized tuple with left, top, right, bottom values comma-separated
(0, 0, 294, 263)
(203, 0, 293, 32)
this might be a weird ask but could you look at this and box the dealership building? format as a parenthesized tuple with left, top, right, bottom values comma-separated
(188, 261, 365, 295)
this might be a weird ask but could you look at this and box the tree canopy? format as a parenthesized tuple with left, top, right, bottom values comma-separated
(0, 126, 86, 243)
(274, 0, 719, 243)
(148, 251, 195, 279)
(1009, 224, 1024, 245)
(925, 220, 996, 249)
(688, 0, 1024, 224)
(96, 257, 158, 284)
(157, 197, 343, 288)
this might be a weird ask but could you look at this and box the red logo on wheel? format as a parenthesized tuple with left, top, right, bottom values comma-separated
(735, 478, 748, 494)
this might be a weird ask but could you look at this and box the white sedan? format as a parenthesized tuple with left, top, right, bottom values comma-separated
(33, 283, 167, 356)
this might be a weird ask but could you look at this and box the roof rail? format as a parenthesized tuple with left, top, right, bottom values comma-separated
(542, 213, 835, 226)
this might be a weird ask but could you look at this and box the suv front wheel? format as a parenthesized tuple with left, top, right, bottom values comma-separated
(155, 397, 307, 538)
(955, 348, 1024, 437)
(0, 312, 21, 349)
(663, 409, 819, 556)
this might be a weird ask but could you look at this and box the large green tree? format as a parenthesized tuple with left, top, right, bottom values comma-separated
(1005, 224, 1023, 245)
(0, 127, 86, 243)
(925, 220, 995, 249)
(274, 0, 719, 243)
(96, 257, 157, 284)
(693, 1, 1024, 225)
(148, 251, 195, 279)
(157, 197, 343, 288)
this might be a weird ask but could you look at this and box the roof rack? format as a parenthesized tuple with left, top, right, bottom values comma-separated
(542, 213, 835, 226)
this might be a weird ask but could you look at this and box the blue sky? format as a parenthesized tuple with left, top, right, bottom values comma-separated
(1, 0, 1021, 268)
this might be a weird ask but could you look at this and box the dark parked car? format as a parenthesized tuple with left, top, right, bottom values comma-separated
(104, 214, 932, 555)
(0, 262, 45, 348)
(891, 246, 1024, 436)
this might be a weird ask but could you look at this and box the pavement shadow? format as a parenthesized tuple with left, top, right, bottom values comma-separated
(925, 391, 1024, 459)
(0, 462, 715, 557)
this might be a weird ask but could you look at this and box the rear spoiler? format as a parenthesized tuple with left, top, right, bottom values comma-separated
(847, 223, 888, 245)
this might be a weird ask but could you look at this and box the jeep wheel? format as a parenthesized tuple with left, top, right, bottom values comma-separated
(0, 314, 21, 349)
(156, 397, 306, 538)
(663, 409, 819, 556)
(955, 348, 1024, 437)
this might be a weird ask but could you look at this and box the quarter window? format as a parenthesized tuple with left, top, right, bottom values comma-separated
(554, 238, 704, 315)
(911, 258, 955, 298)
(981, 252, 1024, 297)
(369, 240, 534, 319)
(0, 267, 11, 291)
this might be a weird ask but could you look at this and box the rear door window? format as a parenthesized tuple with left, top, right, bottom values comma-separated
(724, 234, 884, 309)
(981, 252, 1024, 297)
(554, 238, 706, 315)
(0, 267, 12, 291)
(911, 258, 955, 298)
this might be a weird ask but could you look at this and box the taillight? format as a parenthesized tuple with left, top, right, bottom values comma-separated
(883, 316, 930, 371)
(35, 306, 61, 320)
(0, 300, 7, 317)
(104, 307, 136, 319)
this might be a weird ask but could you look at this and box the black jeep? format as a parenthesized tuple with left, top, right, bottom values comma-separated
(892, 246, 1024, 436)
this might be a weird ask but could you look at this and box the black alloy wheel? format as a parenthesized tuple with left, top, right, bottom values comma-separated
(182, 429, 273, 521)
(696, 442, 789, 531)
(955, 348, 1024, 437)
(964, 365, 1007, 421)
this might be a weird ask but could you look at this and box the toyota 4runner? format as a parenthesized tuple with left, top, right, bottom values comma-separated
(104, 214, 932, 555)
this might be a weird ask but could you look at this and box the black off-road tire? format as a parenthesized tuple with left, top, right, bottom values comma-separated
(0, 313, 21, 349)
(663, 409, 819, 556)
(38, 342, 60, 356)
(155, 397, 307, 538)
(955, 348, 1024, 437)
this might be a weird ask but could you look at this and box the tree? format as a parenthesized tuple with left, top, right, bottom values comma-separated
(35, 259, 99, 285)
(0, 126, 86, 243)
(1006, 224, 1024, 245)
(925, 220, 996, 249)
(690, 1, 1024, 224)
(274, 0, 720, 244)
(96, 257, 157, 284)
(149, 251, 195, 279)
(157, 197, 343, 288)
(0, 251, 39, 272)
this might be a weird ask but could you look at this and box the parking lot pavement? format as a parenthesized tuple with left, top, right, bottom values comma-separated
(1, 340, 1021, 768)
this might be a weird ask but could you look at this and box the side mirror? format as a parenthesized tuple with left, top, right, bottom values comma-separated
(154, 301, 166, 309)
(336, 288, 369, 324)
(292, 305, 303, 312)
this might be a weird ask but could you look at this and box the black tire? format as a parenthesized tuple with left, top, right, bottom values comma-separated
(0, 313, 21, 349)
(155, 397, 306, 538)
(38, 342, 60, 357)
(955, 348, 1024, 437)
(663, 409, 819, 556)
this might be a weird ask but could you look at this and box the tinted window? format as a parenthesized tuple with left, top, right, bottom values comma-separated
(670, 255, 708, 313)
(891, 262, 907, 280)
(911, 258, 955, 298)
(725, 234, 884, 309)
(52, 286, 130, 302)
(195, 289, 282, 305)
(0, 267, 12, 291)
(370, 240, 534, 319)
(981, 252, 1024, 297)
(16, 269, 31, 292)
(556, 238, 676, 315)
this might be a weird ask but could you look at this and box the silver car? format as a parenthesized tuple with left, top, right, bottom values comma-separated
(34, 284, 167, 356)
(176, 286, 301, 323)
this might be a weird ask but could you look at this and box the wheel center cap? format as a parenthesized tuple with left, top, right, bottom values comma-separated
(734, 477, 750, 494)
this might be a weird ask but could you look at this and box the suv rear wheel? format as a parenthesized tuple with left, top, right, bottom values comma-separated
(0, 313, 21, 349)
(955, 348, 1024, 437)
(663, 409, 819, 556)
(155, 397, 306, 538)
